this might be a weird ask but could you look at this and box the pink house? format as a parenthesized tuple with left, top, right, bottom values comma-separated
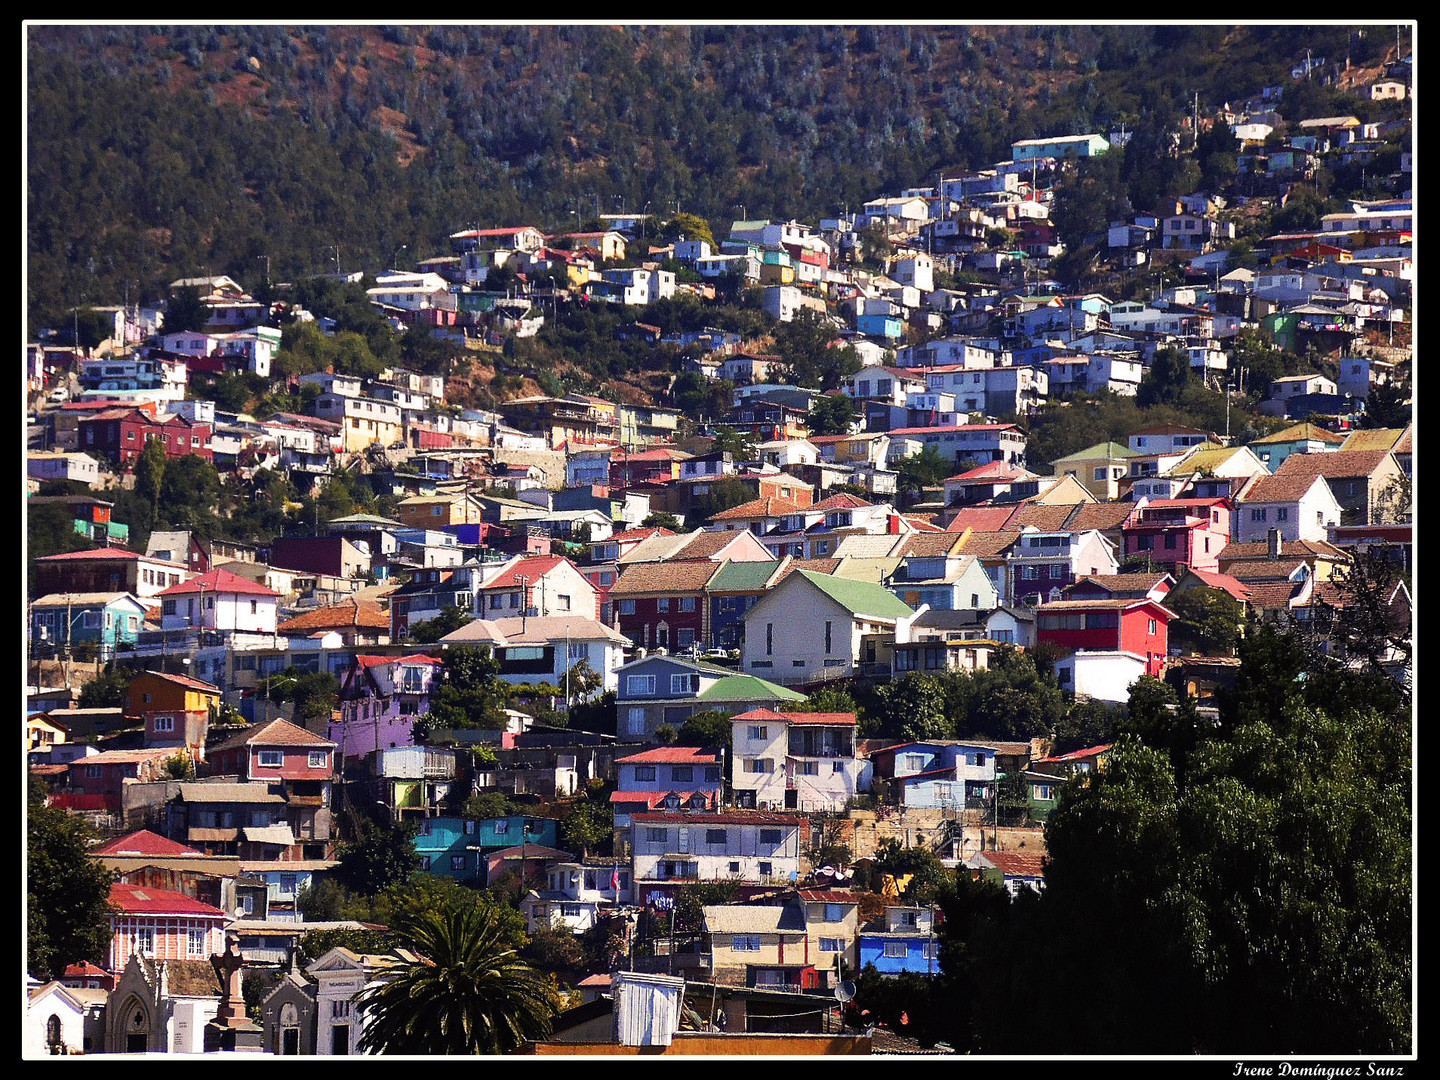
(64, 748, 178, 808)
(1121, 498, 1231, 573)
(107, 882, 229, 972)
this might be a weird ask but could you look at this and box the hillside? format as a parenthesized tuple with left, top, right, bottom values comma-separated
(26, 23, 1408, 329)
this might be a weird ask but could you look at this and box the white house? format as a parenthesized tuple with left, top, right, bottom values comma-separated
(1053, 650, 1150, 703)
(308, 947, 416, 1056)
(522, 860, 633, 935)
(1235, 473, 1344, 544)
(729, 708, 867, 813)
(630, 811, 803, 893)
(156, 567, 280, 634)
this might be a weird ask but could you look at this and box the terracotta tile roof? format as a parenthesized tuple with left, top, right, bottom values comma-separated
(138, 670, 224, 693)
(37, 546, 178, 564)
(1068, 502, 1136, 532)
(709, 496, 804, 521)
(943, 461, 1032, 483)
(1008, 503, 1081, 532)
(1243, 580, 1307, 610)
(110, 881, 228, 917)
(209, 718, 335, 754)
(480, 555, 567, 590)
(1273, 449, 1395, 480)
(1238, 473, 1330, 504)
(1036, 743, 1111, 764)
(609, 559, 720, 597)
(896, 533, 965, 558)
(353, 653, 443, 669)
(615, 746, 722, 764)
(1177, 567, 1251, 601)
(1067, 573, 1170, 594)
(606, 527, 675, 543)
(809, 492, 874, 512)
(952, 530, 1020, 557)
(92, 829, 204, 857)
(277, 597, 390, 633)
(157, 567, 280, 598)
(1035, 598, 1171, 614)
(673, 530, 764, 560)
(1226, 559, 1309, 581)
(772, 557, 843, 581)
(1219, 538, 1345, 561)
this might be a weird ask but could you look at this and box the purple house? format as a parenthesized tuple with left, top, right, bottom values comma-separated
(330, 653, 443, 765)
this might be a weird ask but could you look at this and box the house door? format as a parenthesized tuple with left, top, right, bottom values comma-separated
(785, 789, 798, 810)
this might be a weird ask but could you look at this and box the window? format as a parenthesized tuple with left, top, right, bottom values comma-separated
(758, 862, 773, 878)
(1033, 783, 1055, 801)
(187, 927, 207, 957)
(824, 620, 832, 654)
(1021, 566, 1038, 580)
(759, 828, 782, 845)
(647, 827, 668, 843)
(744, 758, 773, 774)
(732, 935, 762, 952)
(705, 828, 727, 845)
(635, 765, 657, 781)
(418, 856, 432, 870)
(670, 673, 693, 694)
(626, 708, 646, 735)
(1250, 508, 1268, 522)
(451, 855, 467, 871)
(136, 928, 154, 956)
(656, 598, 670, 612)
(257, 750, 283, 767)
(820, 937, 842, 952)
(153, 716, 175, 733)
(766, 623, 773, 655)
(729, 861, 741, 874)
(1148, 618, 1158, 635)
(626, 675, 655, 695)
(672, 766, 693, 782)
(677, 597, 696, 612)
(824, 903, 845, 922)
(1276, 508, 1289, 521)
(796, 760, 819, 775)
(748, 725, 768, 741)
(331, 999, 352, 1019)
(884, 941, 910, 958)
(308, 751, 327, 768)
(704, 766, 721, 782)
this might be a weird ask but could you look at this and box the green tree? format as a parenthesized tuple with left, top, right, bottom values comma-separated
(427, 645, 510, 731)
(296, 926, 396, 966)
(334, 811, 421, 897)
(134, 436, 168, 528)
(807, 392, 857, 436)
(675, 708, 733, 752)
(661, 212, 716, 249)
(163, 286, 211, 334)
(27, 783, 116, 980)
(1360, 380, 1411, 429)
(771, 308, 860, 391)
(640, 511, 681, 531)
(408, 605, 473, 644)
(463, 790, 519, 820)
(1136, 346, 1195, 409)
(559, 799, 612, 859)
(296, 877, 350, 922)
(866, 837, 950, 905)
(355, 895, 556, 1055)
(77, 664, 139, 709)
(1165, 586, 1244, 657)
(894, 443, 952, 504)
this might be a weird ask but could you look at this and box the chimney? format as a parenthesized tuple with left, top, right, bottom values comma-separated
(888, 513, 901, 534)
(1267, 527, 1282, 560)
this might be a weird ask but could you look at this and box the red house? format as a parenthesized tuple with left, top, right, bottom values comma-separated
(1035, 597, 1174, 679)
(206, 719, 338, 860)
(1121, 498, 1231, 573)
(77, 407, 213, 466)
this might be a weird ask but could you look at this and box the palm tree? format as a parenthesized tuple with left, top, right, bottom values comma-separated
(356, 896, 556, 1055)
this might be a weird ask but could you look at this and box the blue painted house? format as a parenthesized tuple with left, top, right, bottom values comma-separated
(414, 815, 559, 881)
(706, 559, 780, 649)
(869, 740, 998, 810)
(29, 592, 149, 662)
(856, 313, 904, 339)
(857, 905, 941, 975)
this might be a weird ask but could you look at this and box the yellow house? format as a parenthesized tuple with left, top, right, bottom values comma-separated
(125, 671, 222, 717)
(395, 492, 487, 529)
(27, 712, 69, 752)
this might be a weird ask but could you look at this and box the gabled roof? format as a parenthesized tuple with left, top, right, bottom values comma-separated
(946, 506, 1021, 533)
(672, 530, 773, 561)
(478, 555, 568, 590)
(110, 881, 228, 917)
(1048, 441, 1139, 464)
(1338, 426, 1410, 453)
(1273, 449, 1396, 480)
(1238, 472, 1332, 504)
(951, 530, 1021, 558)
(1250, 422, 1346, 446)
(134, 670, 223, 694)
(277, 597, 390, 633)
(1175, 566, 1251, 601)
(209, 718, 335, 754)
(709, 496, 805, 522)
(973, 850, 1047, 878)
(809, 492, 875, 512)
(783, 570, 916, 619)
(36, 545, 185, 565)
(157, 567, 280, 598)
(610, 558, 721, 597)
(92, 829, 204, 858)
(707, 558, 783, 593)
(697, 674, 807, 704)
(943, 461, 1035, 484)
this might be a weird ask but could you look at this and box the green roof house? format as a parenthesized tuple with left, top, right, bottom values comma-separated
(741, 569, 919, 686)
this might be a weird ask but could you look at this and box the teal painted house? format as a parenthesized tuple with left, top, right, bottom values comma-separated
(414, 815, 558, 880)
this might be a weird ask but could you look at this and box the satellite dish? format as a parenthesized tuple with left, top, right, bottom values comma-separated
(835, 980, 856, 1003)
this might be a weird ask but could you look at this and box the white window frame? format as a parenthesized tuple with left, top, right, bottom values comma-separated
(257, 749, 284, 767)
